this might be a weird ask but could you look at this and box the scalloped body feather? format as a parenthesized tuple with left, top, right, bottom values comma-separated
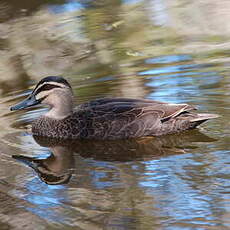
(31, 97, 219, 140)
(10, 76, 219, 140)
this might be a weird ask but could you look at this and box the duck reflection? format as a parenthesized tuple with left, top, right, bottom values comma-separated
(13, 145, 74, 185)
(12, 130, 216, 185)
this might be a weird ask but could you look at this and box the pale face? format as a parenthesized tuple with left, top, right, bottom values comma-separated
(10, 76, 73, 119)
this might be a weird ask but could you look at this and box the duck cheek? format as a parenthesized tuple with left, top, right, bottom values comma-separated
(40, 95, 53, 107)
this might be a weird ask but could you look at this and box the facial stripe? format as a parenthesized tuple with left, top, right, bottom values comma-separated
(37, 76, 72, 89)
(33, 83, 62, 96)
(33, 81, 66, 93)
(35, 90, 50, 100)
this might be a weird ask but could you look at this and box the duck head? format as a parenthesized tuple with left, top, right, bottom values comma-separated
(10, 76, 74, 119)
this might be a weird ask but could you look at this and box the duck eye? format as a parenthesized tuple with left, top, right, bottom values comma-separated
(42, 84, 61, 91)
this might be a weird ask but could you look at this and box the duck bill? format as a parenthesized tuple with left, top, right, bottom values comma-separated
(10, 95, 40, 111)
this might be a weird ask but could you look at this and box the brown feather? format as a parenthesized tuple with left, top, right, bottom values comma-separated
(32, 98, 218, 140)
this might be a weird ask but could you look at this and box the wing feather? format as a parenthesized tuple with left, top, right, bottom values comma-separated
(74, 98, 196, 139)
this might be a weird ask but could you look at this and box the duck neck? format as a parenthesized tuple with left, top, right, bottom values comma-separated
(44, 91, 74, 120)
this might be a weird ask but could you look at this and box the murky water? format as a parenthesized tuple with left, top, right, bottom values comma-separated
(0, 0, 229, 229)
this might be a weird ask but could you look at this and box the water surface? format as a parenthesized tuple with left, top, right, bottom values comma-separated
(0, 0, 229, 229)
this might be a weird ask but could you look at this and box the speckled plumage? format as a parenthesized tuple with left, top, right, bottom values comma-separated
(10, 76, 219, 140)
(32, 97, 217, 140)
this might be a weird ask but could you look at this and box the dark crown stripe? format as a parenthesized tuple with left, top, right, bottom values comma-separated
(36, 76, 72, 89)
(34, 84, 62, 95)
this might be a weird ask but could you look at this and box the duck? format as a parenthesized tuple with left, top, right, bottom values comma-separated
(10, 76, 219, 140)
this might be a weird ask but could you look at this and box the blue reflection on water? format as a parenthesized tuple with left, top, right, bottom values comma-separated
(146, 72, 222, 104)
(95, 75, 115, 82)
(26, 178, 66, 205)
(146, 71, 217, 80)
(24, 177, 69, 222)
(48, 0, 83, 14)
(140, 54, 222, 104)
(139, 152, 227, 227)
(47, 0, 143, 13)
(88, 160, 122, 189)
(145, 54, 192, 64)
(139, 64, 204, 76)
(123, 0, 143, 4)
(146, 73, 220, 91)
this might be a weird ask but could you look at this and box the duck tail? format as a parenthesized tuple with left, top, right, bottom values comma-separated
(187, 113, 219, 128)
(189, 113, 220, 122)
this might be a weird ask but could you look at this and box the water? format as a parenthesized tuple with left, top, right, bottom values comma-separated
(0, 0, 229, 229)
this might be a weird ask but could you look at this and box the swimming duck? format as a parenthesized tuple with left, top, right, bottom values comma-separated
(10, 76, 219, 140)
